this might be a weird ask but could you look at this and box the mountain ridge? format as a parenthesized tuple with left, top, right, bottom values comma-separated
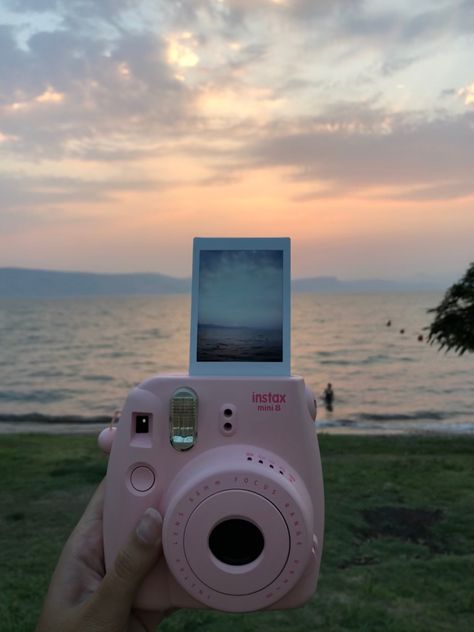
(0, 267, 448, 297)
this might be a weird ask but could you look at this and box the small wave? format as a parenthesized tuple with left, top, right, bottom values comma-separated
(325, 419, 360, 428)
(27, 369, 68, 379)
(319, 353, 419, 367)
(319, 359, 353, 366)
(361, 354, 391, 364)
(315, 420, 340, 429)
(0, 390, 74, 403)
(355, 410, 447, 422)
(101, 350, 135, 358)
(316, 417, 474, 434)
(134, 328, 165, 341)
(0, 412, 111, 424)
(82, 374, 114, 382)
(319, 354, 392, 366)
(426, 423, 474, 434)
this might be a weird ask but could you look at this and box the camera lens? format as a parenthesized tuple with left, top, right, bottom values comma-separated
(209, 519, 264, 566)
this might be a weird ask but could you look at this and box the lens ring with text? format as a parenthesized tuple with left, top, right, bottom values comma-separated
(162, 446, 314, 612)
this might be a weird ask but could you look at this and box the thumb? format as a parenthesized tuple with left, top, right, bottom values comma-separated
(87, 508, 163, 629)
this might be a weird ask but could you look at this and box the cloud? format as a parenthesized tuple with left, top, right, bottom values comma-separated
(0, 22, 195, 159)
(0, 11, 271, 163)
(182, 0, 474, 47)
(400, 1, 474, 41)
(321, 0, 474, 47)
(380, 55, 419, 77)
(1, 0, 473, 206)
(200, 0, 363, 22)
(0, 206, 73, 233)
(232, 105, 474, 201)
(5, 0, 136, 17)
(382, 180, 474, 202)
(0, 172, 169, 211)
(0, 25, 31, 97)
(458, 83, 474, 105)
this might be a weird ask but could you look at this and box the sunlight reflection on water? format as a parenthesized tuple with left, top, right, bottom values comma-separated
(0, 293, 473, 433)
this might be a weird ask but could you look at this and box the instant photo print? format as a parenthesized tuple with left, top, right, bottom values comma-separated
(189, 238, 291, 376)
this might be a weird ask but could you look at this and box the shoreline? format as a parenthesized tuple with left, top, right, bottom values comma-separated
(0, 420, 471, 436)
(0, 422, 108, 435)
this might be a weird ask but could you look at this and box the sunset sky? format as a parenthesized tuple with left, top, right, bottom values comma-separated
(0, 0, 473, 282)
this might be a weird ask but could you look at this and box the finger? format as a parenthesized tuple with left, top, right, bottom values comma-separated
(40, 481, 107, 609)
(86, 508, 163, 628)
(76, 478, 106, 526)
(131, 609, 171, 632)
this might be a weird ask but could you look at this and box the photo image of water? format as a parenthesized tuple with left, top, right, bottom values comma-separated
(197, 250, 283, 362)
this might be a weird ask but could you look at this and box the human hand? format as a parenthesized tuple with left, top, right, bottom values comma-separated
(36, 480, 171, 632)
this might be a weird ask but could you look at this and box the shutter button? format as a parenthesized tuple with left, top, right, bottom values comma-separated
(131, 466, 155, 492)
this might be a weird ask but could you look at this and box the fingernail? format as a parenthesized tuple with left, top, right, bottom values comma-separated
(136, 508, 162, 546)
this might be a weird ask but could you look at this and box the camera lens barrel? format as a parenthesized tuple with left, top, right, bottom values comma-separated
(209, 518, 265, 566)
(162, 445, 314, 612)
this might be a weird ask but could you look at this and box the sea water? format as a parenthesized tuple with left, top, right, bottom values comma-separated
(0, 293, 473, 434)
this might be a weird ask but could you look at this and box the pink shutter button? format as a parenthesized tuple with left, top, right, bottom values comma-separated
(130, 466, 155, 492)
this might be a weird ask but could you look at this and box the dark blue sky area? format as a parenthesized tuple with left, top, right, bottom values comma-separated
(198, 249, 283, 329)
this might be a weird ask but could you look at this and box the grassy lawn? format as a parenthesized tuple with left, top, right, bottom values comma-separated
(1, 433, 473, 632)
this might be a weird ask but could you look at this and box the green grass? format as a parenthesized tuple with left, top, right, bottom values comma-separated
(1, 434, 473, 631)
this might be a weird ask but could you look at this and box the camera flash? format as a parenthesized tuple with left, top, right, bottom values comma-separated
(170, 387, 198, 451)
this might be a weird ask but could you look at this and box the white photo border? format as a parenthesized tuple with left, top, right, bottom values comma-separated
(189, 237, 291, 376)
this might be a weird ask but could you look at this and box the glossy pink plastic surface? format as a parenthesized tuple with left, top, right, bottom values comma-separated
(98, 426, 116, 454)
(102, 375, 324, 612)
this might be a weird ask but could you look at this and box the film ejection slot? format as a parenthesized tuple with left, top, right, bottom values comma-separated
(169, 387, 198, 451)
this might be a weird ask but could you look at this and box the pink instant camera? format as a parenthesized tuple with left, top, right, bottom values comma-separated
(100, 239, 324, 612)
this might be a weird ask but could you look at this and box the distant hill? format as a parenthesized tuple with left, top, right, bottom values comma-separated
(292, 276, 447, 293)
(0, 268, 190, 297)
(0, 268, 447, 298)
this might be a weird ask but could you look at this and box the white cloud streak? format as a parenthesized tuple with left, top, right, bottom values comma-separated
(0, 0, 473, 210)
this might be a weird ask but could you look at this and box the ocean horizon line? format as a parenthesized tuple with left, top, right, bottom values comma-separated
(0, 266, 451, 298)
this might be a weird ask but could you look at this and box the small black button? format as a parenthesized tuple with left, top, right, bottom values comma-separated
(136, 414, 150, 434)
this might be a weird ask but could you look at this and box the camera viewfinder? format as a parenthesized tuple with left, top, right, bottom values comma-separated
(135, 414, 150, 434)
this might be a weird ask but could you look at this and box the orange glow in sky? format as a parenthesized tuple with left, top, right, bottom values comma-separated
(0, 0, 473, 282)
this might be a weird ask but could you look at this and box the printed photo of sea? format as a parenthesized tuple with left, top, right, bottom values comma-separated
(197, 249, 284, 362)
(0, 292, 473, 434)
(197, 324, 283, 362)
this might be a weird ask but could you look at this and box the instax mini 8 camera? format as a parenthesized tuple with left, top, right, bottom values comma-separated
(100, 238, 324, 613)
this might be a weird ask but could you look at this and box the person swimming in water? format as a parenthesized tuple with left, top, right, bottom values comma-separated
(323, 383, 334, 411)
